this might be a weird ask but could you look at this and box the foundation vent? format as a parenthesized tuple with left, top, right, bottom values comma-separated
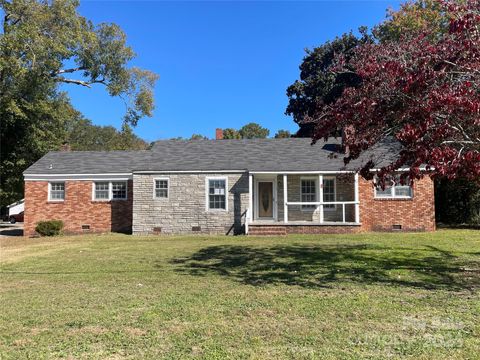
(192, 226, 201, 232)
(392, 224, 402, 231)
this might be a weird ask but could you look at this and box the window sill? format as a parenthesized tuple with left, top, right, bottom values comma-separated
(374, 197, 413, 201)
(47, 200, 65, 203)
(92, 199, 127, 203)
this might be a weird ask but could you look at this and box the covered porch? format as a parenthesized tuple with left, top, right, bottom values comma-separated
(245, 172, 361, 234)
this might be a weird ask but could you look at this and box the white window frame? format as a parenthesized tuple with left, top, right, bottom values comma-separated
(300, 177, 317, 212)
(374, 176, 413, 199)
(153, 178, 169, 199)
(92, 181, 128, 201)
(48, 182, 65, 202)
(323, 176, 336, 211)
(205, 176, 228, 212)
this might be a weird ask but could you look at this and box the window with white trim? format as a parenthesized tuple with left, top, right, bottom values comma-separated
(208, 178, 226, 210)
(94, 182, 110, 200)
(154, 179, 169, 198)
(323, 178, 336, 210)
(49, 182, 65, 201)
(375, 176, 413, 198)
(301, 178, 317, 210)
(93, 181, 127, 201)
(111, 182, 127, 200)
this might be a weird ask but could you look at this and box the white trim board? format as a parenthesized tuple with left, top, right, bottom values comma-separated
(253, 176, 278, 221)
(153, 177, 170, 199)
(25, 173, 132, 181)
(205, 176, 229, 212)
(134, 170, 246, 174)
(250, 171, 356, 175)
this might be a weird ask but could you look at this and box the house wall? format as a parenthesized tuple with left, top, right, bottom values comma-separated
(23, 173, 435, 236)
(252, 174, 435, 235)
(24, 180, 133, 236)
(132, 173, 249, 235)
(358, 176, 435, 232)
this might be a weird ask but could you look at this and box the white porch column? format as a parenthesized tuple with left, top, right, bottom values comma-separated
(248, 174, 253, 223)
(283, 174, 288, 223)
(354, 173, 360, 223)
(319, 175, 324, 223)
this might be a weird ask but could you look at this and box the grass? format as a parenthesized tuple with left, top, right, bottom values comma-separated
(0, 230, 479, 359)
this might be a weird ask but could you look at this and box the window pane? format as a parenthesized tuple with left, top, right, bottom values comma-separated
(95, 182, 109, 200)
(112, 182, 127, 199)
(155, 180, 168, 198)
(301, 179, 316, 210)
(323, 179, 335, 209)
(394, 186, 412, 197)
(208, 179, 226, 209)
(49, 182, 65, 200)
(375, 185, 393, 197)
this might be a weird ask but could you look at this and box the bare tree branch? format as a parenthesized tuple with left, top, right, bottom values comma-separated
(51, 67, 86, 76)
(54, 77, 106, 88)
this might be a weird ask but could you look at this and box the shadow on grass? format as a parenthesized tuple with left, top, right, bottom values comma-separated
(171, 244, 480, 291)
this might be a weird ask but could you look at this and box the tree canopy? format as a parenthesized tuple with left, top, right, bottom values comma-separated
(65, 113, 148, 151)
(285, 31, 371, 137)
(238, 123, 270, 139)
(0, 0, 157, 207)
(221, 123, 270, 139)
(289, 0, 480, 183)
(274, 130, 292, 138)
(222, 128, 242, 139)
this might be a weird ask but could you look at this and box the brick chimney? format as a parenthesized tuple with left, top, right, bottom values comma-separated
(215, 128, 223, 140)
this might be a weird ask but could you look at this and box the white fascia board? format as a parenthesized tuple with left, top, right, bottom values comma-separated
(133, 170, 246, 174)
(249, 170, 356, 175)
(369, 167, 431, 172)
(24, 173, 133, 181)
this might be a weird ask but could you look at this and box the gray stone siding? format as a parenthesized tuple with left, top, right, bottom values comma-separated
(133, 173, 249, 235)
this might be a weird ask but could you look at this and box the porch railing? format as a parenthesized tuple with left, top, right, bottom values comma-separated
(244, 208, 251, 234)
(285, 201, 359, 224)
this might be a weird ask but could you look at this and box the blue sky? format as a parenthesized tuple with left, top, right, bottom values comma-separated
(68, 0, 401, 141)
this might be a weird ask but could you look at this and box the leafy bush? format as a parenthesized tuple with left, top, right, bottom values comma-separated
(35, 220, 64, 236)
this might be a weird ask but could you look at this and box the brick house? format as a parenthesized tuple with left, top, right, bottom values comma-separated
(23, 135, 435, 236)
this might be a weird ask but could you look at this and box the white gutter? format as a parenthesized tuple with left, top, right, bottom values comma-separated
(24, 173, 133, 181)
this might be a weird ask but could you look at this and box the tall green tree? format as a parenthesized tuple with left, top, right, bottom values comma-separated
(65, 112, 148, 151)
(286, 30, 371, 137)
(274, 130, 291, 138)
(190, 134, 208, 140)
(0, 0, 158, 207)
(374, 0, 448, 42)
(222, 128, 241, 139)
(238, 123, 269, 139)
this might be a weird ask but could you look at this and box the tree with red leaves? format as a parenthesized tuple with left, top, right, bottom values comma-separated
(310, 0, 480, 185)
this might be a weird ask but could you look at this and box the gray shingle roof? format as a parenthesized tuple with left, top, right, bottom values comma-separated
(24, 138, 400, 175)
(23, 150, 151, 175)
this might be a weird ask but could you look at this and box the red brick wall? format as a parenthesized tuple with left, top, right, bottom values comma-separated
(249, 176, 435, 235)
(358, 176, 435, 232)
(24, 180, 133, 236)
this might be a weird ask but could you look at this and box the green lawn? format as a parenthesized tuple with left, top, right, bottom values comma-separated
(0, 231, 479, 359)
